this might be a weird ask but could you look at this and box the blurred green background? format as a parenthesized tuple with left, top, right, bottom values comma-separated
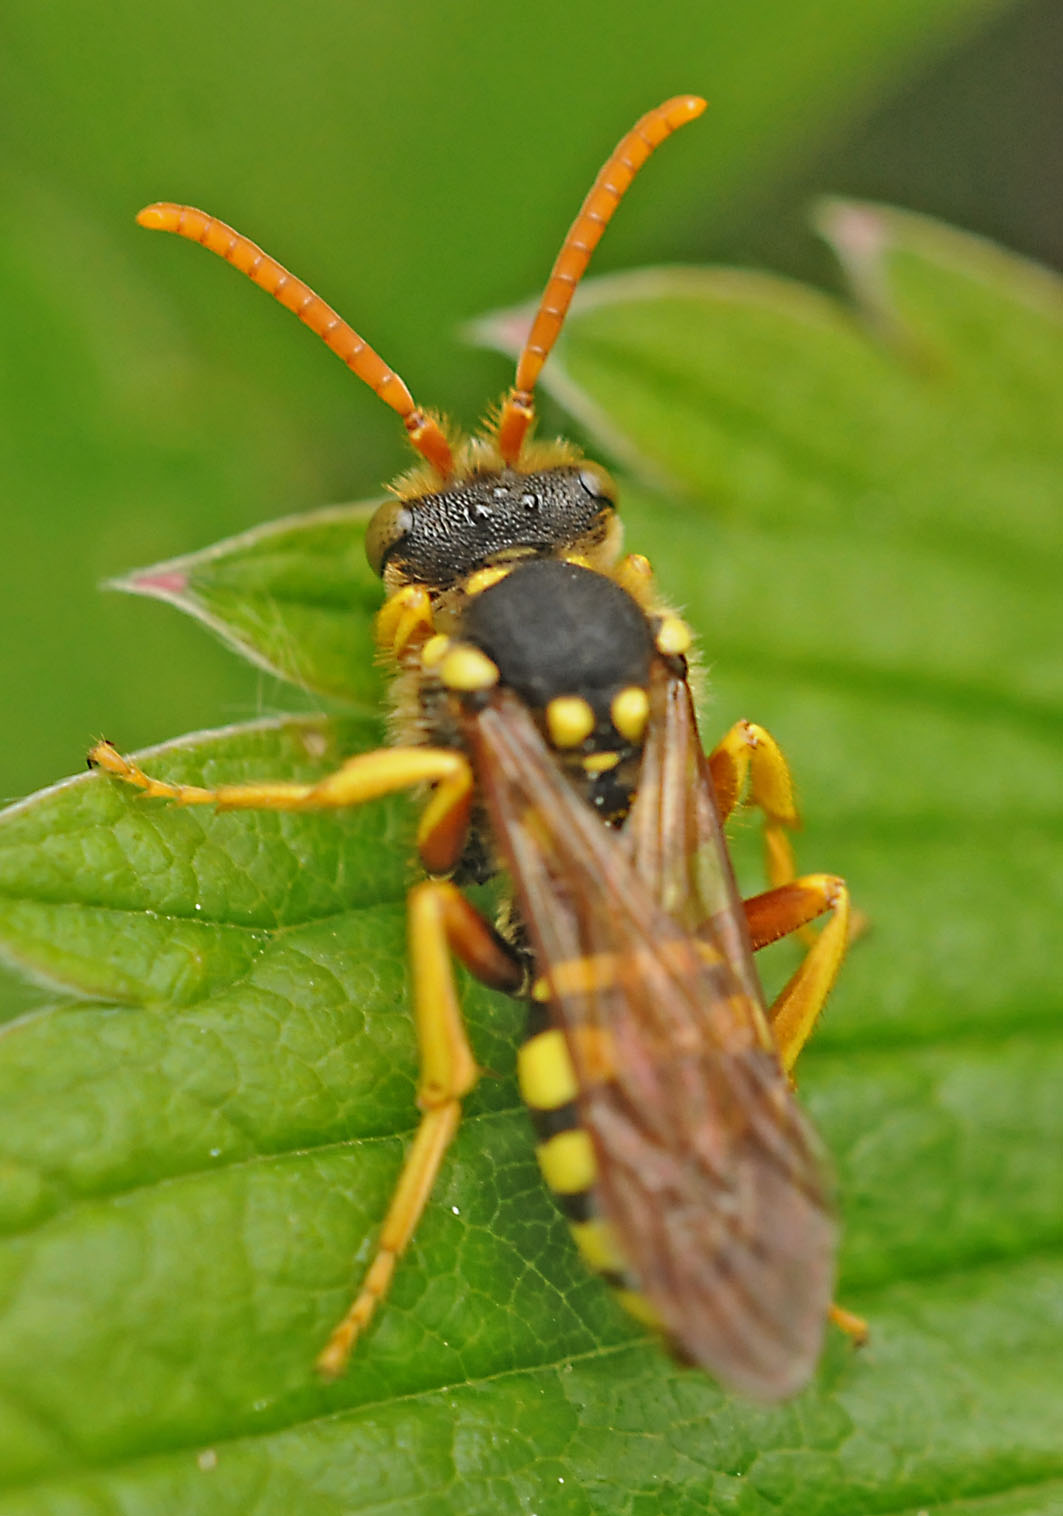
(0, 0, 1058, 809)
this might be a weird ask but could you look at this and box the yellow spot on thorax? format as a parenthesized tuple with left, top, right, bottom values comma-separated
(654, 616, 692, 656)
(421, 633, 451, 667)
(611, 686, 649, 742)
(464, 565, 511, 596)
(439, 644, 500, 691)
(582, 751, 621, 774)
(546, 695, 596, 748)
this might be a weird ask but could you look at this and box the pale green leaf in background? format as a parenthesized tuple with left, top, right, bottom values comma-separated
(0, 0, 1024, 803)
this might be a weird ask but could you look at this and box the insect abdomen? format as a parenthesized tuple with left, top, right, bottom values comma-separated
(517, 1009, 663, 1333)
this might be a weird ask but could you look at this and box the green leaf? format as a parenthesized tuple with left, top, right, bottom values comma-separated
(108, 502, 385, 705)
(1, 204, 1060, 1513)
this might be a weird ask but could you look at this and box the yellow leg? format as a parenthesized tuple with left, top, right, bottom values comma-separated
(829, 1302, 869, 1346)
(711, 720, 869, 948)
(316, 880, 522, 1379)
(88, 739, 473, 875)
(739, 873, 851, 1075)
(742, 874, 866, 1346)
(709, 721, 800, 891)
(91, 737, 516, 1372)
(767, 874, 850, 1075)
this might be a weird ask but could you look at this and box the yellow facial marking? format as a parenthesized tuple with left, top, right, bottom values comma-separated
(537, 1128, 597, 1195)
(464, 565, 511, 596)
(562, 552, 592, 569)
(582, 751, 620, 774)
(570, 1219, 627, 1274)
(517, 1029, 579, 1111)
(546, 695, 596, 749)
(655, 615, 692, 657)
(440, 644, 500, 692)
(421, 633, 452, 668)
(611, 685, 649, 743)
(531, 975, 551, 1003)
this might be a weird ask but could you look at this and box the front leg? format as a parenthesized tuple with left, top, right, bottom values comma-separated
(90, 737, 527, 1374)
(88, 739, 473, 874)
(708, 720, 801, 891)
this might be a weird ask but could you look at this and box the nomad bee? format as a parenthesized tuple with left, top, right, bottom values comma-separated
(91, 96, 861, 1400)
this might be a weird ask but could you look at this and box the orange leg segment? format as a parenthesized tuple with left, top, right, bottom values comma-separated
(742, 873, 850, 1074)
(316, 880, 522, 1379)
(744, 876, 836, 954)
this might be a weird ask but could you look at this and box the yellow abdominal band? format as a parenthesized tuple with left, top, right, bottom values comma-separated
(518, 1014, 660, 1327)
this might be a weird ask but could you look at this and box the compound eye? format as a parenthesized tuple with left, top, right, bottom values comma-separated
(365, 499, 414, 577)
(578, 465, 617, 507)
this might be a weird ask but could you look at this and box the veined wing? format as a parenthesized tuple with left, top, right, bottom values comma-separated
(622, 662, 764, 1006)
(467, 673, 835, 1400)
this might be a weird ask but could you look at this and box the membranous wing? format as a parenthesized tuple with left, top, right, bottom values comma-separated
(467, 667, 835, 1400)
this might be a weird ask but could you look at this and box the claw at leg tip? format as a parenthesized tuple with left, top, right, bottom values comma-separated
(315, 1334, 354, 1382)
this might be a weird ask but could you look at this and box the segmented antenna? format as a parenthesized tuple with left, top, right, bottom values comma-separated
(136, 203, 455, 476)
(495, 95, 706, 466)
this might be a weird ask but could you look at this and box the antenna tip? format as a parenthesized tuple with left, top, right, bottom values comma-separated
(136, 203, 171, 231)
(675, 95, 708, 119)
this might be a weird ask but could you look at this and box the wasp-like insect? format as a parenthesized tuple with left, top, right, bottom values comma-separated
(90, 96, 861, 1400)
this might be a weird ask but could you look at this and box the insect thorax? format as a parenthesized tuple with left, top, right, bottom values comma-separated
(422, 559, 657, 888)
(460, 559, 653, 720)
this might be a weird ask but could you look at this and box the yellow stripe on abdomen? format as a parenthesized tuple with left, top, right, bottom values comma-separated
(519, 1013, 663, 1334)
(569, 1217, 627, 1274)
(536, 1126, 597, 1194)
(517, 1026, 578, 1112)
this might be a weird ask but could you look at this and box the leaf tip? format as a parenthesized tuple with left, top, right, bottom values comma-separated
(814, 199, 893, 315)
(813, 198, 927, 365)
(106, 568, 191, 602)
(461, 301, 534, 360)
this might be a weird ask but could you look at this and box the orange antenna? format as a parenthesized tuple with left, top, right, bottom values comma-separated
(496, 95, 706, 466)
(136, 203, 455, 476)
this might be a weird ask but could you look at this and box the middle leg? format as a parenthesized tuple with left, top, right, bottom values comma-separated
(709, 720, 801, 891)
(743, 873, 850, 1074)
